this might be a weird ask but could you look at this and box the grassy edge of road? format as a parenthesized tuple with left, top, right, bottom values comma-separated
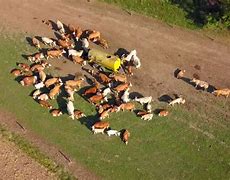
(99, 0, 230, 40)
(0, 123, 75, 180)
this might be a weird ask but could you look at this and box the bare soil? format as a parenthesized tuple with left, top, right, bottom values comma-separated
(0, 0, 229, 179)
(0, 134, 56, 180)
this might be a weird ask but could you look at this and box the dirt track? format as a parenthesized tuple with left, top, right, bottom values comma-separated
(0, 135, 56, 179)
(0, 0, 230, 179)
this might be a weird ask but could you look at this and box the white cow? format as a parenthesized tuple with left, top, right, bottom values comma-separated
(169, 97, 185, 106)
(135, 96, 152, 105)
(67, 100, 75, 120)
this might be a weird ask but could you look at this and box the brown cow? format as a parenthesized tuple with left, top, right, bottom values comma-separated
(45, 77, 62, 88)
(98, 72, 111, 84)
(20, 76, 37, 86)
(213, 88, 230, 98)
(88, 31, 101, 42)
(47, 49, 65, 59)
(10, 69, 22, 77)
(57, 39, 74, 49)
(114, 82, 132, 93)
(89, 94, 106, 104)
(49, 83, 63, 99)
(92, 121, 110, 134)
(72, 55, 86, 66)
(110, 73, 127, 83)
(38, 100, 52, 109)
(50, 109, 62, 117)
(122, 130, 130, 145)
(30, 64, 45, 72)
(65, 78, 84, 89)
(119, 102, 135, 112)
(95, 38, 108, 49)
(99, 109, 111, 120)
(17, 63, 30, 72)
(74, 109, 86, 119)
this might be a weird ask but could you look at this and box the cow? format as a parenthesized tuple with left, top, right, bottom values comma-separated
(118, 102, 135, 112)
(65, 85, 76, 101)
(158, 110, 169, 117)
(20, 76, 37, 86)
(122, 129, 130, 145)
(58, 39, 74, 49)
(121, 88, 130, 103)
(113, 82, 132, 93)
(38, 100, 52, 109)
(213, 88, 230, 98)
(190, 78, 209, 90)
(81, 38, 89, 49)
(50, 109, 63, 117)
(41, 37, 56, 47)
(10, 69, 22, 77)
(110, 73, 127, 83)
(45, 77, 62, 88)
(91, 121, 109, 134)
(99, 109, 111, 120)
(37, 93, 49, 101)
(134, 96, 152, 105)
(146, 103, 152, 113)
(34, 81, 45, 89)
(32, 89, 41, 99)
(95, 38, 108, 49)
(97, 103, 112, 114)
(72, 55, 87, 66)
(141, 113, 153, 121)
(74, 109, 86, 119)
(98, 73, 111, 84)
(67, 100, 75, 120)
(74, 27, 83, 41)
(65, 78, 84, 89)
(17, 62, 30, 72)
(56, 19, 65, 34)
(39, 71, 46, 82)
(106, 129, 121, 137)
(32, 37, 41, 48)
(46, 49, 66, 59)
(28, 52, 45, 63)
(68, 49, 83, 57)
(89, 94, 107, 104)
(169, 97, 186, 106)
(49, 83, 63, 99)
(102, 87, 112, 97)
(30, 64, 45, 72)
(88, 30, 101, 42)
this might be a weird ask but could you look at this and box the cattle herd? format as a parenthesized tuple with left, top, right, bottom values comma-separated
(10, 19, 230, 145)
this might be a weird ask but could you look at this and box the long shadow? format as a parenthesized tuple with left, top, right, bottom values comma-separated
(79, 114, 99, 130)
(56, 90, 68, 114)
(158, 94, 173, 103)
(129, 91, 144, 99)
(25, 37, 34, 47)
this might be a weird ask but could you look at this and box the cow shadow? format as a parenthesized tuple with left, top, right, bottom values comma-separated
(114, 48, 129, 58)
(25, 37, 34, 47)
(79, 114, 99, 130)
(49, 20, 59, 31)
(153, 108, 164, 115)
(56, 91, 68, 114)
(158, 94, 173, 103)
(129, 91, 144, 99)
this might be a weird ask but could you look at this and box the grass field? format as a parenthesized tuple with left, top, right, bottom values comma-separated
(0, 33, 229, 179)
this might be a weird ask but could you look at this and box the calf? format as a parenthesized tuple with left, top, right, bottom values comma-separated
(88, 30, 101, 42)
(99, 109, 110, 120)
(190, 78, 209, 90)
(213, 88, 230, 98)
(20, 76, 37, 86)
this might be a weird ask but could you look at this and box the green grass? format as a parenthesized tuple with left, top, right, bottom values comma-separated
(0, 124, 74, 180)
(0, 34, 229, 179)
(99, 0, 196, 29)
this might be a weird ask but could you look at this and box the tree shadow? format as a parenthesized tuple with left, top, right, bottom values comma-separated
(170, 0, 222, 27)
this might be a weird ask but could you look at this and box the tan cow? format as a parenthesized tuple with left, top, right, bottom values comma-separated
(47, 49, 66, 59)
(50, 109, 62, 117)
(122, 129, 130, 145)
(213, 88, 230, 98)
(92, 121, 110, 134)
(57, 39, 74, 49)
(119, 102, 135, 112)
(38, 100, 53, 109)
(49, 83, 63, 99)
(65, 78, 84, 89)
(113, 82, 132, 93)
(45, 77, 62, 88)
(20, 76, 37, 86)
